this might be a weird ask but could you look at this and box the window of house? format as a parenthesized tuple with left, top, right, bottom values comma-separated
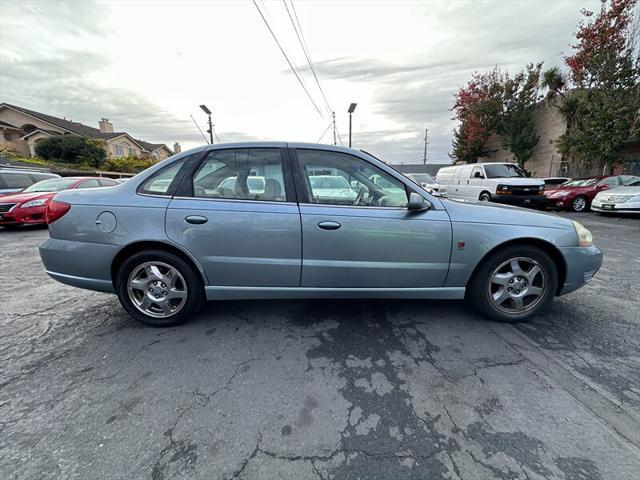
(297, 149, 408, 207)
(191, 148, 286, 202)
(115, 143, 125, 157)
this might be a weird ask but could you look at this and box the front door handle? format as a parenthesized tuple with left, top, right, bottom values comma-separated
(185, 215, 208, 225)
(318, 221, 341, 230)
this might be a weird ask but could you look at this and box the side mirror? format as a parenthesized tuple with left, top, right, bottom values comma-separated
(408, 192, 431, 211)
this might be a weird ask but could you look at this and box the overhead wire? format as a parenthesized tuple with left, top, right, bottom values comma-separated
(283, 0, 332, 117)
(252, 0, 326, 120)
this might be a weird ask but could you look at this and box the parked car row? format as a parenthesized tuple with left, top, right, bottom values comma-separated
(0, 175, 119, 229)
(433, 162, 639, 214)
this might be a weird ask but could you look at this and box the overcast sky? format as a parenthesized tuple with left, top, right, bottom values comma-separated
(0, 0, 599, 164)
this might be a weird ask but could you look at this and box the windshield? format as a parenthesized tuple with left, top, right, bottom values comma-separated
(23, 178, 78, 192)
(621, 176, 640, 186)
(562, 178, 599, 187)
(309, 176, 350, 189)
(484, 164, 527, 179)
(411, 174, 435, 183)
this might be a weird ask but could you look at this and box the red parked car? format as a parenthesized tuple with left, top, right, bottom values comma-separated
(0, 176, 118, 229)
(545, 175, 624, 212)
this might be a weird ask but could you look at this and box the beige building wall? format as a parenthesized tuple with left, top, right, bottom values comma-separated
(24, 131, 54, 156)
(479, 102, 567, 177)
(0, 108, 66, 134)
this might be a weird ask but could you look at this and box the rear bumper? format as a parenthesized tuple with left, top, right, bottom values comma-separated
(39, 237, 119, 293)
(557, 245, 603, 295)
(492, 194, 547, 207)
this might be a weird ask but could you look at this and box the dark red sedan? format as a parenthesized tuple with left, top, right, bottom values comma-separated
(0, 177, 118, 229)
(545, 175, 625, 212)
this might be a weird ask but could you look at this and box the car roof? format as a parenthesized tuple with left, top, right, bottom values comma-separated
(0, 168, 59, 176)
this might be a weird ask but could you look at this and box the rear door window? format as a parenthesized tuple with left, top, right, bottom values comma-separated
(2, 173, 32, 189)
(192, 148, 287, 202)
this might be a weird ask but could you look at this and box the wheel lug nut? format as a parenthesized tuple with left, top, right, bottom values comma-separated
(148, 288, 152, 292)
(509, 279, 514, 284)
(516, 290, 520, 294)
(163, 291, 167, 295)
(508, 287, 512, 292)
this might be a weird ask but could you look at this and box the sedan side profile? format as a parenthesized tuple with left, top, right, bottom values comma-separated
(39, 143, 602, 326)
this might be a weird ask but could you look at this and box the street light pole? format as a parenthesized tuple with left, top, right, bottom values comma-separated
(199, 104, 213, 144)
(348, 103, 357, 148)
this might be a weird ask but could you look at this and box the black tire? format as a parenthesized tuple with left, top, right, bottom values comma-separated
(115, 250, 204, 327)
(479, 192, 492, 202)
(570, 195, 589, 212)
(467, 245, 558, 323)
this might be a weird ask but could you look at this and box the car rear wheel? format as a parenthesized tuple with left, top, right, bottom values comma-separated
(570, 195, 588, 212)
(116, 250, 204, 326)
(468, 245, 558, 323)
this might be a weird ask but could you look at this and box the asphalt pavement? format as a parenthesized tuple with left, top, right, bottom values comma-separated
(0, 212, 638, 480)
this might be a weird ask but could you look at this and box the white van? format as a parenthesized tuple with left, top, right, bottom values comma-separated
(435, 162, 546, 207)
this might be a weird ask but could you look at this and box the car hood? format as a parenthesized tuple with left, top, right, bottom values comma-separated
(0, 191, 55, 204)
(598, 185, 640, 195)
(489, 177, 544, 185)
(441, 198, 574, 230)
(546, 185, 592, 194)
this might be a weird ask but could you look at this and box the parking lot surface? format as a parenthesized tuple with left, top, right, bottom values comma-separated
(1, 212, 638, 480)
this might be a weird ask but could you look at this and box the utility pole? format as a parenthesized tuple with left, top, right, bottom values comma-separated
(332, 111, 336, 146)
(423, 128, 429, 165)
(200, 104, 213, 144)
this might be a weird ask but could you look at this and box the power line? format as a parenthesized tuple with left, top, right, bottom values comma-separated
(284, 0, 332, 117)
(189, 115, 210, 144)
(252, 0, 326, 120)
(316, 121, 333, 143)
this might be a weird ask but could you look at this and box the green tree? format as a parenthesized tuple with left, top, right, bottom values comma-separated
(35, 135, 107, 168)
(544, 0, 640, 169)
(496, 63, 544, 168)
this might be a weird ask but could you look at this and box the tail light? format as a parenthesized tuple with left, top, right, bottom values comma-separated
(46, 200, 71, 224)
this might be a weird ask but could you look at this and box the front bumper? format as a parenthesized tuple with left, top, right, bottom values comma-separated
(39, 237, 119, 293)
(545, 196, 571, 210)
(557, 245, 603, 295)
(591, 199, 640, 214)
(492, 194, 547, 207)
(0, 205, 46, 226)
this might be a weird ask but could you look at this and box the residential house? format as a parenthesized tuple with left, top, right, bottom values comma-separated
(0, 103, 177, 161)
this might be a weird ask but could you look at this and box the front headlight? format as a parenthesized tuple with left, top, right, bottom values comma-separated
(572, 220, 593, 247)
(21, 198, 48, 208)
(553, 191, 570, 197)
(625, 195, 640, 203)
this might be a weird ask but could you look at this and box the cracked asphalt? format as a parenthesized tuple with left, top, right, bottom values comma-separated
(1, 212, 638, 480)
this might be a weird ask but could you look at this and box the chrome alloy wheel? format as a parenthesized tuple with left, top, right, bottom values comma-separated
(127, 261, 187, 318)
(488, 257, 547, 314)
(572, 196, 587, 211)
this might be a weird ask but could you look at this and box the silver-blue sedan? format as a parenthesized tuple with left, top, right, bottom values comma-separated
(38, 143, 602, 326)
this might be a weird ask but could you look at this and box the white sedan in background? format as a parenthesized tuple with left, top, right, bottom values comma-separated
(591, 176, 640, 214)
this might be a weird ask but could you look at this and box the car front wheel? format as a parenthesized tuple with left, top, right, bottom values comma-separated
(570, 195, 588, 212)
(116, 250, 204, 326)
(479, 192, 492, 202)
(468, 245, 558, 323)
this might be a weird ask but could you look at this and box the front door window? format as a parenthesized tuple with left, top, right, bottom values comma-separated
(297, 149, 408, 207)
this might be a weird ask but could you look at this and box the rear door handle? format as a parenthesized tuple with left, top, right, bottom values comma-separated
(318, 221, 341, 230)
(185, 215, 208, 225)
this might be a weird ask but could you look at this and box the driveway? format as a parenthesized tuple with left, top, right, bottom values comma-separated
(0, 212, 638, 479)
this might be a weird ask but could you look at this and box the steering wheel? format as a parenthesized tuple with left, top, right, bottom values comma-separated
(354, 186, 367, 206)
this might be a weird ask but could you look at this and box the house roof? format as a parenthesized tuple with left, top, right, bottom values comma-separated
(0, 103, 172, 154)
